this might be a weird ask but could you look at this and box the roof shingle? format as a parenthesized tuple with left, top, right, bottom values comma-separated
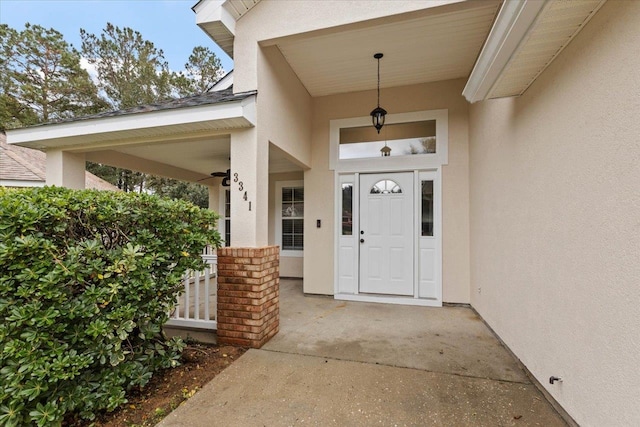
(35, 88, 256, 126)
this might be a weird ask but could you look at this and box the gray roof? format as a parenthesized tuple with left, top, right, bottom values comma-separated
(42, 88, 256, 126)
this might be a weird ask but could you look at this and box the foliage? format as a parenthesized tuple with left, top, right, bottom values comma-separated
(86, 162, 147, 194)
(172, 46, 224, 96)
(0, 186, 221, 426)
(0, 23, 107, 130)
(1, 21, 223, 204)
(80, 24, 223, 204)
(146, 177, 209, 208)
(80, 23, 173, 109)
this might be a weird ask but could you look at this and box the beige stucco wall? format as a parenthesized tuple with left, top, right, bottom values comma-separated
(258, 46, 312, 168)
(306, 79, 470, 302)
(468, 1, 640, 425)
(46, 150, 86, 189)
(269, 171, 304, 278)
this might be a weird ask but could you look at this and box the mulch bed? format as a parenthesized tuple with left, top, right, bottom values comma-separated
(67, 344, 246, 427)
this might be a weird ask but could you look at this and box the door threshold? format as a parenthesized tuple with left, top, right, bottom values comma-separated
(334, 293, 442, 307)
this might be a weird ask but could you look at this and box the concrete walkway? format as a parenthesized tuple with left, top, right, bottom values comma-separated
(158, 279, 566, 426)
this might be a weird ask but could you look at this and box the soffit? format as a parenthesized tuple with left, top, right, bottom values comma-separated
(225, 0, 260, 20)
(488, 0, 606, 99)
(112, 136, 231, 177)
(85, 136, 302, 179)
(275, 2, 500, 97)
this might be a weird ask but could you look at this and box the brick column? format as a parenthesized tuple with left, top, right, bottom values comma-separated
(216, 246, 279, 348)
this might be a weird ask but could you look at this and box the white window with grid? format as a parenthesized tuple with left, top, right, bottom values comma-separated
(275, 181, 304, 257)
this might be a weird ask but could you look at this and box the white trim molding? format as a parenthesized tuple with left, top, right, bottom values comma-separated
(462, 0, 547, 103)
(334, 170, 442, 307)
(335, 293, 442, 307)
(219, 186, 231, 247)
(210, 70, 234, 92)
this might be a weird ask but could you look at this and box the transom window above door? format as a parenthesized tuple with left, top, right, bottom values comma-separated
(330, 109, 448, 173)
(339, 120, 436, 160)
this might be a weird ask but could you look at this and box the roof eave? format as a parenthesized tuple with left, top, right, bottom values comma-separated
(463, 0, 607, 103)
(6, 95, 256, 150)
(195, 0, 237, 58)
(463, 0, 547, 103)
(194, 0, 262, 59)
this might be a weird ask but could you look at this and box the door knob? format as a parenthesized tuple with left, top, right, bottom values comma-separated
(360, 238, 365, 243)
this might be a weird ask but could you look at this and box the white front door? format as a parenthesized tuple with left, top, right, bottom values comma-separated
(359, 172, 414, 295)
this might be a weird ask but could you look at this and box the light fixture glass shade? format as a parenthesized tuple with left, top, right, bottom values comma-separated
(370, 106, 387, 134)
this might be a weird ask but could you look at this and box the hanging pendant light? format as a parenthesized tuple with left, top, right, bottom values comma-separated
(370, 53, 387, 134)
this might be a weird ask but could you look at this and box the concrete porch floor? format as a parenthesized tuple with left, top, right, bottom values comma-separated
(159, 279, 566, 426)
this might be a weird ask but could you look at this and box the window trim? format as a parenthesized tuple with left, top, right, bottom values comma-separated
(275, 180, 304, 258)
(218, 187, 231, 247)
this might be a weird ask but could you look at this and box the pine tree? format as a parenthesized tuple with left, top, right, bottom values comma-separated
(81, 23, 173, 109)
(0, 23, 105, 130)
(173, 46, 224, 96)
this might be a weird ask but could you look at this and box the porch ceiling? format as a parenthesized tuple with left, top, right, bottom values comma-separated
(81, 136, 303, 184)
(90, 136, 232, 178)
(82, 136, 303, 184)
(272, 1, 501, 97)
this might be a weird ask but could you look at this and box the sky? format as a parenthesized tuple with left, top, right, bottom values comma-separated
(0, 0, 234, 73)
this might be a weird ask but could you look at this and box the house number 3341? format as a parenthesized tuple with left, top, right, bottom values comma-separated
(233, 172, 252, 211)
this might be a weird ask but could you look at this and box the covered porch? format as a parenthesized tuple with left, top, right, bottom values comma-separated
(158, 278, 567, 426)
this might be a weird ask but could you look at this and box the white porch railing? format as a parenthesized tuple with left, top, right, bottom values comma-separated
(167, 251, 217, 330)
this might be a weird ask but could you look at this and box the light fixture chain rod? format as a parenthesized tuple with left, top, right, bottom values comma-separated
(377, 57, 381, 107)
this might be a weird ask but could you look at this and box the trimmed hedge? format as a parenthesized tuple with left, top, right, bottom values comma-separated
(0, 186, 221, 426)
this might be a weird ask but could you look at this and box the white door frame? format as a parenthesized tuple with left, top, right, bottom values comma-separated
(334, 168, 442, 307)
(331, 109, 447, 307)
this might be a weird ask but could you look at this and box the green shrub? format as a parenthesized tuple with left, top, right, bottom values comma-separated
(0, 186, 220, 426)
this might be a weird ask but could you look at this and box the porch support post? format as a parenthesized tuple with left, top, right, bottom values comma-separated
(216, 129, 279, 348)
(228, 128, 268, 246)
(45, 149, 86, 189)
(216, 246, 280, 348)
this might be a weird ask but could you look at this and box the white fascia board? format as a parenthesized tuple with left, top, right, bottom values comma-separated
(210, 70, 233, 91)
(7, 96, 256, 148)
(195, 0, 236, 47)
(195, 1, 236, 57)
(195, 0, 233, 31)
(241, 95, 256, 125)
(462, 0, 548, 103)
